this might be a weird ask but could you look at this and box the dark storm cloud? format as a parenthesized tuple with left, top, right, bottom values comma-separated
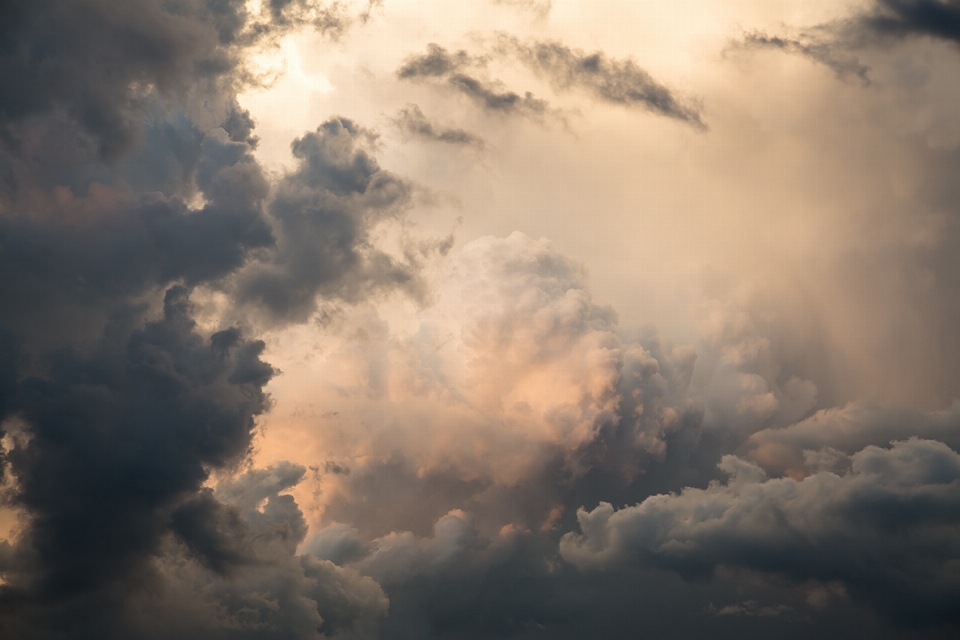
(561, 438, 960, 628)
(392, 105, 485, 148)
(0, 287, 274, 630)
(0, 0, 360, 163)
(858, 0, 960, 43)
(0, 126, 273, 356)
(496, 37, 706, 127)
(0, 1, 406, 637)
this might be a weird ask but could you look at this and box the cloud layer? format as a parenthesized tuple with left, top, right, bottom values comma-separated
(2, 0, 960, 638)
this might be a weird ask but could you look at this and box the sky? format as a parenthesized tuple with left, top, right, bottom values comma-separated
(1, 1, 959, 638)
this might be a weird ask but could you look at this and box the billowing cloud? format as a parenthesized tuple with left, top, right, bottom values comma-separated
(749, 401, 960, 477)
(0, 0, 413, 636)
(233, 117, 426, 322)
(561, 438, 960, 626)
(4, 0, 960, 637)
(270, 232, 697, 497)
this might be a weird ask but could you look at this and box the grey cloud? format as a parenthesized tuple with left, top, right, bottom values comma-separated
(738, 31, 872, 84)
(0, 3, 414, 636)
(301, 523, 369, 565)
(234, 117, 428, 322)
(737, 1, 960, 85)
(0, 0, 356, 163)
(397, 44, 555, 121)
(497, 37, 706, 127)
(448, 74, 552, 118)
(392, 105, 485, 148)
(0, 287, 276, 632)
(858, 0, 960, 44)
(396, 43, 483, 79)
(0, 126, 274, 356)
(748, 401, 960, 476)
(560, 438, 960, 627)
(146, 462, 388, 639)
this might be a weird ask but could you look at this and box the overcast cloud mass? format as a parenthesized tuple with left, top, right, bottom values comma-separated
(1, 0, 960, 638)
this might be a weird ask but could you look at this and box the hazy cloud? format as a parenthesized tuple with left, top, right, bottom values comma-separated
(392, 105, 486, 148)
(397, 44, 556, 121)
(497, 37, 706, 127)
(737, 0, 960, 85)
(492, 0, 552, 19)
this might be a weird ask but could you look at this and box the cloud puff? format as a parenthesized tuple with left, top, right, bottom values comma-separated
(279, 232, 696, 496)
(0, 287, 275, 630)
(151, 461, 388, 639)
(233, 117, 426, 322)
(560, 437, 960, 626)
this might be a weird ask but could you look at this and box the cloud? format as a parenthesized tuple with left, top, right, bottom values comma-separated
(275, 232, 698, 494)
(748, 401, 960, 477)
(736, 1, 960, 85)
(152, 462, 388, 639)
(396, 43, 484, 79)
(737, 31, 872, 84)
(397, 39, 705, 127)
(392, 105, 485, 148)
(492, 0, 553, 20)
(0, 2, 418, 636)
(233, 117, 428, 323)
(0, 0, 369, 163)
(858, 0, 960, 44)
(560, 437, 960, 626)
(397, 44, 557, 121)
(496, 37, 706, 127)
(0, 287, 275, 631)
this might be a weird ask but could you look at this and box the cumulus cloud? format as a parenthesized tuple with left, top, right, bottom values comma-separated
(0, 1, 414, 636)
(4, 0, 960, 637)
(560, 438, 960, 626)
(277, 232, 697, 496)
(233, 117, 428, 322)
(749, 401, 960, 477)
